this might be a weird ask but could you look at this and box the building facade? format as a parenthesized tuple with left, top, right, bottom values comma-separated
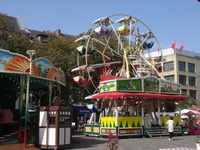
(150, 48, 200, 100)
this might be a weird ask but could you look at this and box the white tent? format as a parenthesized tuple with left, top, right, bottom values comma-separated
(174, 109, 200, 115)
(174, 109, 191, 114)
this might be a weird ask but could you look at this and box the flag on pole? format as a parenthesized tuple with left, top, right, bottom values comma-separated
(179, 42, 184, 51)
(171, 40, 176, 50)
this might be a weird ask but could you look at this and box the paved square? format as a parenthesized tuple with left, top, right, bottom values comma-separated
(71, 134, 197, 150)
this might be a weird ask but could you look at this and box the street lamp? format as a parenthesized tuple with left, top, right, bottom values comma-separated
(26, 50, 35, 74)
(24, 50, 35, 148)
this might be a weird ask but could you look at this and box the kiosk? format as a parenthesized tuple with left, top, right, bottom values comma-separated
(39, 106, 72, 150)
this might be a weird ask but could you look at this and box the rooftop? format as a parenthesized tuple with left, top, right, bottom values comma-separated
(149, 48, 200, 59)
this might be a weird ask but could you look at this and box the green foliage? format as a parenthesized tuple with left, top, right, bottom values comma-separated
(0, 13, 121, 107)
(27, 115, 37, 145)
(0, 13, 33, 53)
(179, 96, 198, 109)
(163, 101, 176, 112)
(27, 129, 37, 145)
(6, 32, 33, 55)
(0, 13, 15, 48)
(33, 33, 92, 106)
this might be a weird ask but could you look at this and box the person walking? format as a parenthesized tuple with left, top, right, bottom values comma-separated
(166, 116, 174, 140)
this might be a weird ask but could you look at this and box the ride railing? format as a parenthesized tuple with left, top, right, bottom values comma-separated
(84, 116, 182, 137)
(84, 124, 101, 136)
(144, 116, 182, 137)
(84, 117, 143, 136)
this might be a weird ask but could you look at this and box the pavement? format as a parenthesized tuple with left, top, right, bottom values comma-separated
(71, 133, 197, 150)
(0, 132, 198, 150)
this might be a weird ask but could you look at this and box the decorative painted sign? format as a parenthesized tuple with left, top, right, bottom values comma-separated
(0, 49, 31, 74)
(116, 79, 142, 92)
(160, 81, 180, 94)
(100, 81, 116, 92)
(144, 77, 159, 93)
(77, 108, 91, 114)
(33, 58, 66, 85)
(0, 49, 66, 85)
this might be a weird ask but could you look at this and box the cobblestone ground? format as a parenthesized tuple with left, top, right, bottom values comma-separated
(70, 134, 197, 150)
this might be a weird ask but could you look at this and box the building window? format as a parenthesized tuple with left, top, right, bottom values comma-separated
(164, 61, 174, 72)
(178, 61, 186, 71)
(188, 63, 195, 73)
(189, 90, 196, 99)
(189, 76, 196, 86)
(164, 75, 174, 82)
(179, 75, 186, 85)
(181, 89, 187, 95)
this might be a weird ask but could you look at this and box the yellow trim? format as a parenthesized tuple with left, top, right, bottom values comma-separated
(101, 129, 115, 134)
(160, 116, 180, 126)
(101, 117, 142, 128)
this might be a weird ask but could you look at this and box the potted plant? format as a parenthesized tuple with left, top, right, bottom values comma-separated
(196, 135, 200, 150)
(27, 115, 37, 146)
(107, 132, 119, 150)
(27, 129, 37, 146)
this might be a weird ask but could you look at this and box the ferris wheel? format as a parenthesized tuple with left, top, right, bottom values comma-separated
(72, 14, 164, 88)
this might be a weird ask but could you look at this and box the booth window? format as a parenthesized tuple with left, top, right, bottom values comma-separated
(49, 117, 56, 125)
(59, 111, 70, 125)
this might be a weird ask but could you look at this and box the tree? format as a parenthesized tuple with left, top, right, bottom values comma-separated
(0, 13, 15, 49)
(163, 101, 176, 112)
(179, 96, 199, 110)
(0, 13, 120, 107)
(33, 33, 92, 106)
(0, 13, 33, 55)
(6, 31, 33, 55)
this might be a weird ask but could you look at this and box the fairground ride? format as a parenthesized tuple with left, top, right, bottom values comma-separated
(71, 14, 188, 137)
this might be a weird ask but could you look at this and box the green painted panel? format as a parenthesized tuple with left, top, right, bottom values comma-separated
(117, 79, 142, 92)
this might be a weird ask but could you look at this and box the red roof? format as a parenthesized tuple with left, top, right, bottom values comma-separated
(91, 91, 188, 101)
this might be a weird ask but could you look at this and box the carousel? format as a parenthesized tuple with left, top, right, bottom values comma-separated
(71, 14, 188, 137)
(0, 49, 68, 148)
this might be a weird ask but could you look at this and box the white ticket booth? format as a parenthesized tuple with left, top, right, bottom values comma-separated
(38, 106, 72, 150)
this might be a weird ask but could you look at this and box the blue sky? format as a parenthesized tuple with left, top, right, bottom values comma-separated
(0, 0, 200, 53)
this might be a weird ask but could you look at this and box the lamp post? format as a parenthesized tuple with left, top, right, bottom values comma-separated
(24, 50, 35, 148)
